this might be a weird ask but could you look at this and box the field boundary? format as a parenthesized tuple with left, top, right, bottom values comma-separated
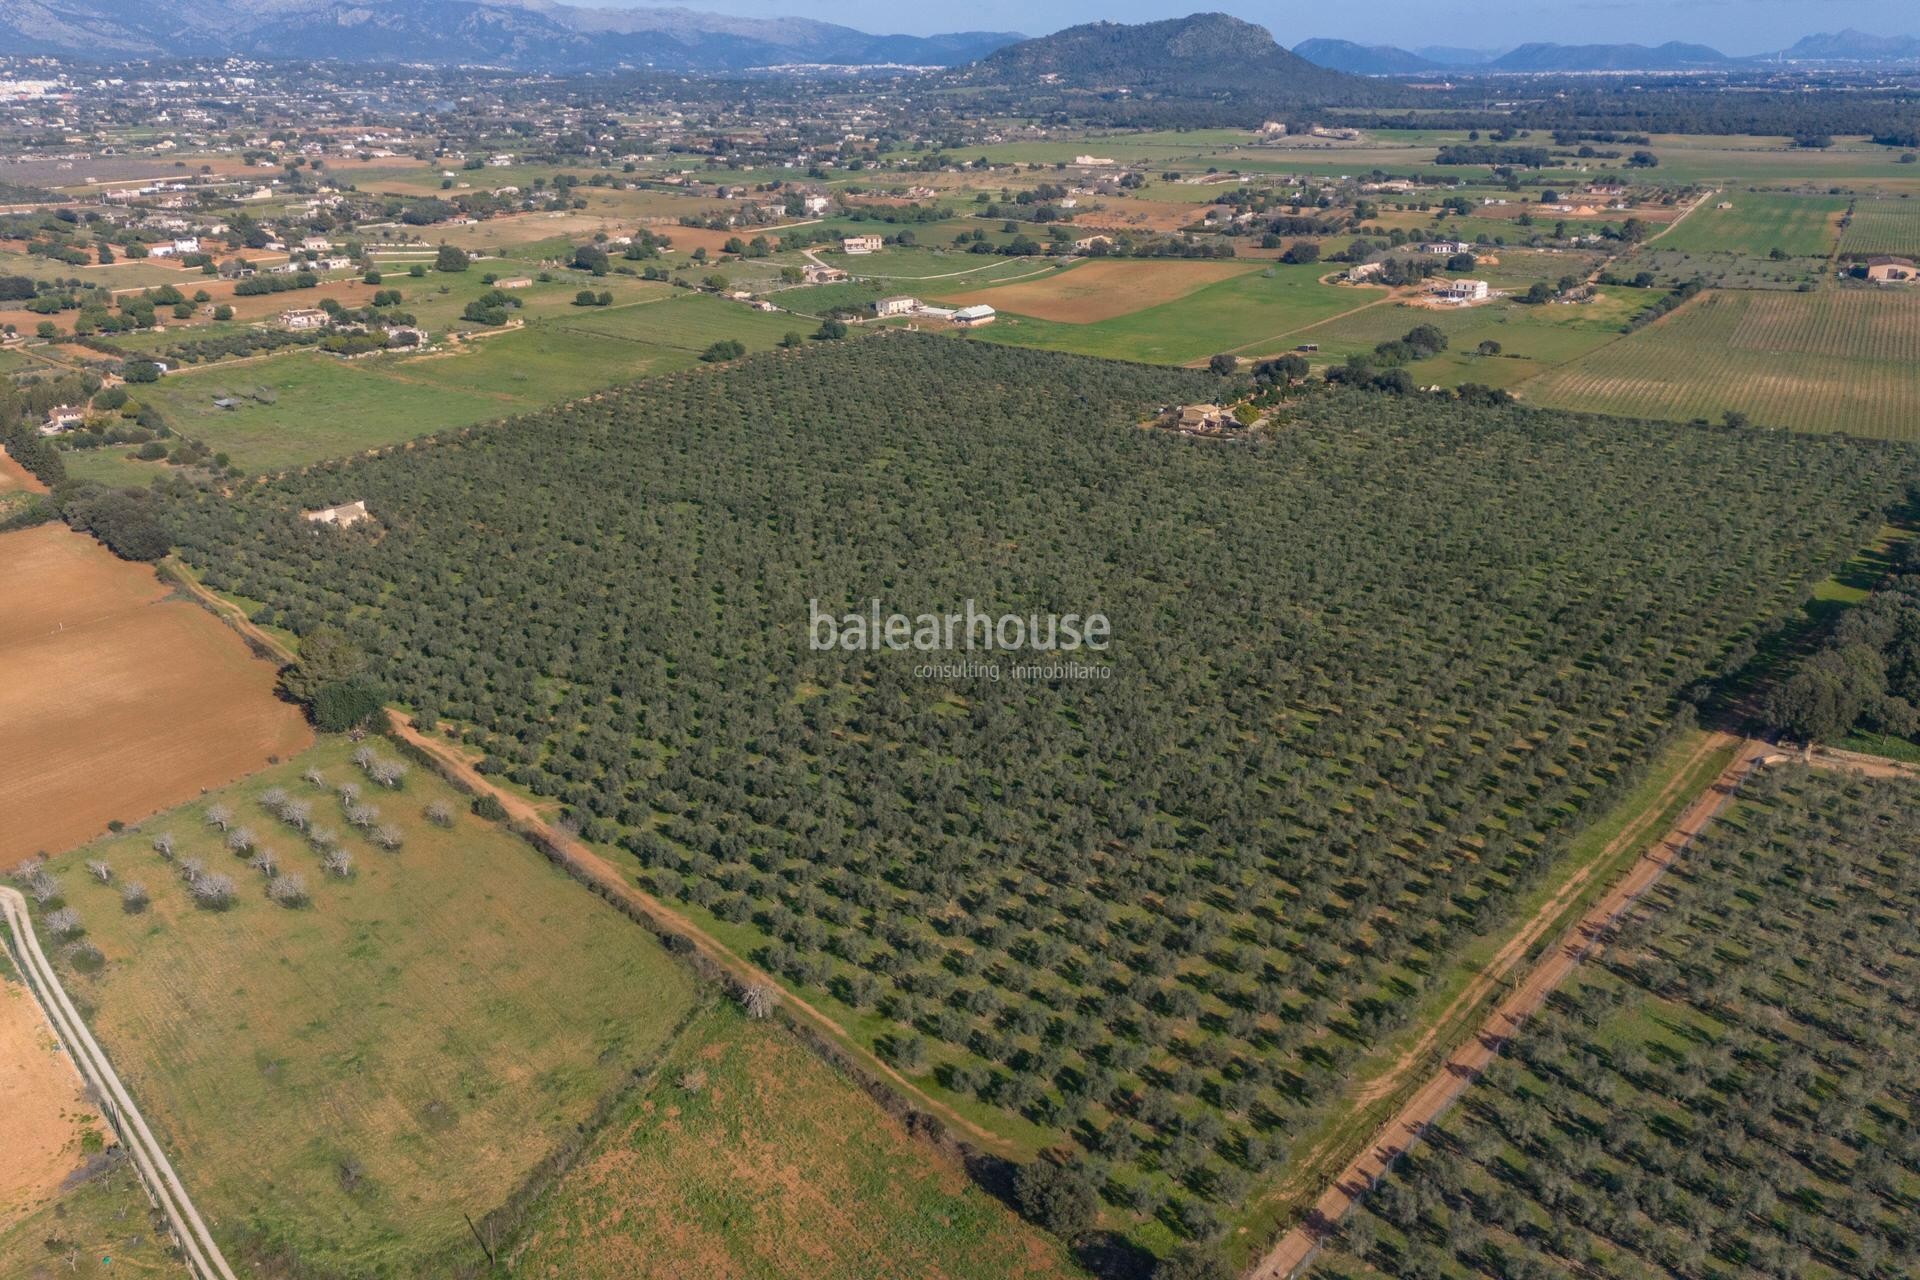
(382, 715, 1023, 1163)
(0, 886, 238, 1280)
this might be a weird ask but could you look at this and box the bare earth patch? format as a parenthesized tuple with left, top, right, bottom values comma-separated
(0, 982, 109, 1231)
(945, 258, 1257, 324)
(0, 449, 45, 493)
(0, 524, 311, 863)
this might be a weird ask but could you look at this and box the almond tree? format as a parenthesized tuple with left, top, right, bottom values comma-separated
(372, 824, 404, 851)
(189, 872, 236, 909)
(322, 848, 354, 878)
(424, 800, 455, 828)
(205, 803, 235, 832)
(45, 907, 83, 938)
(121, 881, 150, 913)
(267, 873, 309, 907)
(27, 869, 60, 905)
(86, 859, 112, 884)
(226, 826, 258, 856)
(151, 832, 176, 861)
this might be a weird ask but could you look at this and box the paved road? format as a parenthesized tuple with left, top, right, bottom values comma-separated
(1249, 734, 1769, 1280)
(0, 885, 237, 1280)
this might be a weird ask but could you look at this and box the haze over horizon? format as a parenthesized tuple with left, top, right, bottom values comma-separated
(585, 0, 1913, 55)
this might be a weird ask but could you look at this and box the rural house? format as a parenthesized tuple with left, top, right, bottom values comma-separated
(871, 295, 919, 317)
(1172, 404, 1239, 434)
(279, 307, 330, 330)
(302, 500, 371, 527)
(1864, 256, 1917, 283)
(38, 404, 87, 435)
(842, 235, 884, 255)
(952, 304, 997, 327)
(1433, 278, 1490, 304)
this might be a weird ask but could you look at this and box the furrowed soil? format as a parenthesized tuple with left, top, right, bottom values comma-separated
(0, 524, 311, 864)
(945, 258, 1257, 323)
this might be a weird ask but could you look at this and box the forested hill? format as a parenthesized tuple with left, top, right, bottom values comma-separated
(957, 12, 1374, 106)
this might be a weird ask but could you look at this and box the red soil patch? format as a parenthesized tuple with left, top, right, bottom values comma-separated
(0, 449, 46, 493)
(0, 525, 311, 863)
(946, 257, 1256, 324)
(0, 983, 109, 1230)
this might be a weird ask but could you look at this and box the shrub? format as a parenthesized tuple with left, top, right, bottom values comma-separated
(1014, 1160, 1098, 1239)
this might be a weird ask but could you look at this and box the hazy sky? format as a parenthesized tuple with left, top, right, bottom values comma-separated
(633, 0, 1914, 53)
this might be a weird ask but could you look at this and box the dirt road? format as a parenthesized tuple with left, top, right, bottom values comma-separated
(1249, 734, 1769, 1280)
(1, 886, 237, 1280)
(1347, 729, 1727, 1106)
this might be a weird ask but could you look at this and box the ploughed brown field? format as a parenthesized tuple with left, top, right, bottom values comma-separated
(944, 257, 1257, 324)
(0, 525, 310, 863)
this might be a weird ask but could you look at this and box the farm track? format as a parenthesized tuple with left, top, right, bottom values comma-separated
(1250, 732, 1767, 1280)
(1348, 728, 1726, 1106)
(1214, 289, 1408, 361)
(0, 885, 237, 1280)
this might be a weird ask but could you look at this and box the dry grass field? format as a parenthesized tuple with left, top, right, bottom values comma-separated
(1520, 287, 1920, 437)
(0, 525, 311, 865)
(37, 737, 700, 1275)
(510, 1005, 1079, 1280)
(945, 257, 1258, 323)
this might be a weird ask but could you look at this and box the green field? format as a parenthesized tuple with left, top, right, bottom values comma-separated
(28, 736, 699, 1276)
(1522, 287, 1920, 437)
(1286, 290, 1652, 388)
(1840, 196, 1920, 257)
(969, 262, 1362, 363)
(510, 1004, 1079, 1280)
(62, 294, 813, 482)
(1651, 191, 1846, 258)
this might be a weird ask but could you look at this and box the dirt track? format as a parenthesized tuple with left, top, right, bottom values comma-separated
(1, 885, 237, 1280)
(1250, 733, 1768, 1279)
(1347, 729, 1728, 1106)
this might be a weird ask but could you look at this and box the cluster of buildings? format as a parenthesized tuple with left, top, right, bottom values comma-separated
(867, 295, 996, 327)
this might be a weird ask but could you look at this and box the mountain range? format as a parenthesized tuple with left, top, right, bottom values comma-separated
(0, 4, 1915, 76)
(0, 0, 1022, 69)
(1294, 28, 1920, 75)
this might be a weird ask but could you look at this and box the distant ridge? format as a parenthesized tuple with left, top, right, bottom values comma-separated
(1487, 40, 1731, 72)
(1775, 29, 1920, 62)
(1291, 38, 1438, 76)
(1297, 30, 1920, 75)
(0, 0, 1023, 69)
